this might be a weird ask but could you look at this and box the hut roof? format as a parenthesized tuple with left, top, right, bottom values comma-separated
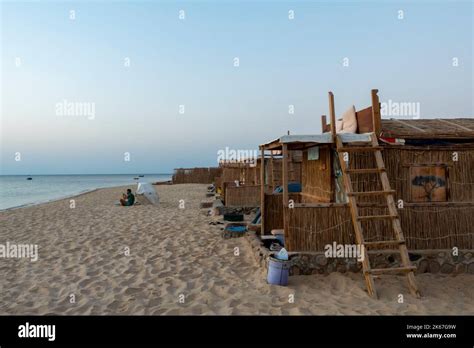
(381, 118, 474, 139)
(262, 118, 474, 150)
(260, 133, 371, 150)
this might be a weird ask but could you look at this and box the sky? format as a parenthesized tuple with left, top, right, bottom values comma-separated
(1, 0, 472, 175)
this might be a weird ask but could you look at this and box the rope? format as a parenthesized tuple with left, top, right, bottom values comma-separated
(400, 206, 474, 213)
(290, 219, 353, 235)
(404, 233, 474, 241)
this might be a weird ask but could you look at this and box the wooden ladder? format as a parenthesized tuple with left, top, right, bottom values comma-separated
(335, 133, 421, 299)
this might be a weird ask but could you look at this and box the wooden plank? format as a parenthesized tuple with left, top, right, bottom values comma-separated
(282, 144, 289, 249)
(357, 214, 398, 221)
(260, 147, 265, 235)
(338, 146, 383, 152)
(371, 89, 382, 136)
(347, 190, 395, 196)
(364, 240, 405, 249)
(282, 145, 289, 205)
(345, 168, 385, 174)
(270, 152, 274, 191)
(329, 92, 336, 143)
(321, 115, 327, 133)
(368, 266, 417, 275)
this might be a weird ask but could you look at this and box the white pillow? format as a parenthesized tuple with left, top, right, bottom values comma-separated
(339, 105, 357, 133)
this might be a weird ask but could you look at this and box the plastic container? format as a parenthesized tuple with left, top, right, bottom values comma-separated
(267, 256, 290, 286)
(275, 234, 285, 246)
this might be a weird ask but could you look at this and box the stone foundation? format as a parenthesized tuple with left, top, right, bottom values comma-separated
(245, 231, 474, 275)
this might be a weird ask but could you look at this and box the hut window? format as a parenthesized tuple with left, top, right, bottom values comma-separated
(308, 146, 319, 161)
(409, 165, 448, 202)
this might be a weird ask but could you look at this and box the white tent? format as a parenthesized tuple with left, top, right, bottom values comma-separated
(136, 183, 159, 205)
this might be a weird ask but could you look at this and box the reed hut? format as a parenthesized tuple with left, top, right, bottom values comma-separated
(172, 167, 222, 184)
(219, 160, 261, 207)
(215, 160, 258, 205)
(217, 152, 303, 208)
(260, 90, 474, 254)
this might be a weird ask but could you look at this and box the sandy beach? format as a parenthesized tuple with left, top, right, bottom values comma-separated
(0, 184, 472, 315)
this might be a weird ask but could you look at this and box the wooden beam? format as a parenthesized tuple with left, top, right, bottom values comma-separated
(321, 115, 327, 132)
(260, 147, 265, 235)
(282, 144, 289, 205)
(282, 144, 289, 249)
(329, 92, 336, 143)
(371, 89, 382, 136)
(270, 151, 274, 191)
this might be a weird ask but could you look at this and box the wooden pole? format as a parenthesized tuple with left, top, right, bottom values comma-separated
(282, 144, 289, 205)
(282, 144, 289, 248)
(371, 89, 381, 136)
(260, 146, 265, 235)
(321, 115, 327, 133)
(270, 151, 274, 191)
(329, 92, 336, 144)
(254, 158, 259, 185)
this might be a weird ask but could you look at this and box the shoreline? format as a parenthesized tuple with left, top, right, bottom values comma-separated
(0, 178, 170, 212)
(0, 188, 101, 213)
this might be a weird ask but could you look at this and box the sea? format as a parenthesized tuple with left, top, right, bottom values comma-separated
(0, 174, 172, 210)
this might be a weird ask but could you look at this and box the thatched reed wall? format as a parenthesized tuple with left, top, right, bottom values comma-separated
(221, 167, 243, 183)
(242, 166, 260, 185)
(263, 193, 301, 235)
(268, 155, 302, 188)
(172, 167, 222, 184)
(221, 181, 237, 200)
(285, 203, 474, 252)
(215, 176, 222, 191)
(350, 146, 474, 203)
(225, 185, 262, 207)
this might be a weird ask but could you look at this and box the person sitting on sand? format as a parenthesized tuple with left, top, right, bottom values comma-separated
(120, 189, 135, 206)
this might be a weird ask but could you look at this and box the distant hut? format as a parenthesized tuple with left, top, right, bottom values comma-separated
(172, 167, 222, 184)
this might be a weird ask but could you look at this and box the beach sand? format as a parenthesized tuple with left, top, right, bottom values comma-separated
(0, 183, 472, 315)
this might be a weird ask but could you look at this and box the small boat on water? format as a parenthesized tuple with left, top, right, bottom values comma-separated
(26, 177, 33, 180)
(138, 175, 145, 177)
(134, 177, 139, 180)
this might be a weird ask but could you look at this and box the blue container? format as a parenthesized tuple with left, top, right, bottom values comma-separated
(275, 234, 285, 246)
(267, 257, 290, 286)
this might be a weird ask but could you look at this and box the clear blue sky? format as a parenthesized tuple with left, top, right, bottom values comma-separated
(1, 0, 472, 175)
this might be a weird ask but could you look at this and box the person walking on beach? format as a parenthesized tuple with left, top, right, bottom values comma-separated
(120, 189, 135, 206)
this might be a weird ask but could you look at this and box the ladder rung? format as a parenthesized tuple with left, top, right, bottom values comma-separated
(347, 190, 395, 196)
(364, 240, 405, 249)
(366, 266, 417, 275)
(345, 168, 385, 174)
(357, 214, 398, 221)
(338, 146, 383, 152)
